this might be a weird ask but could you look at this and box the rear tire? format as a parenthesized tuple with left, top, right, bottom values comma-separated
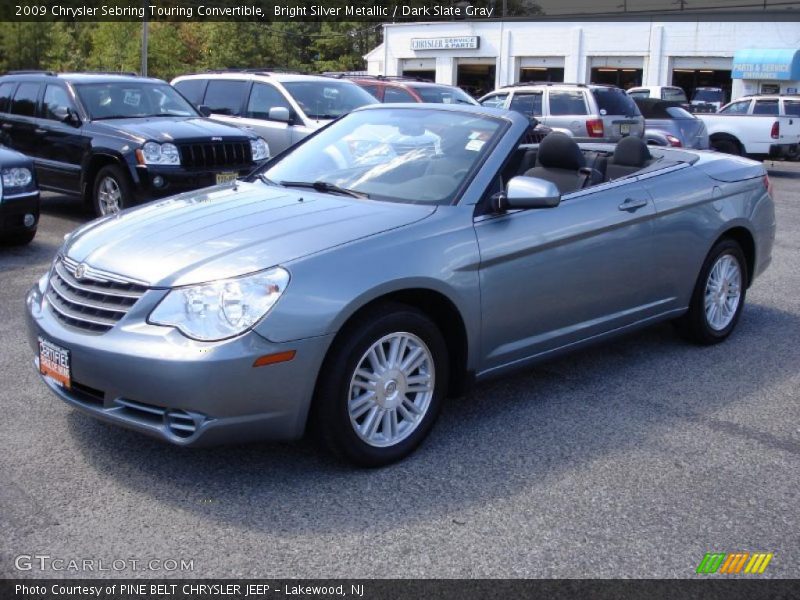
(312, 303, 449, 467)
(675, 239, 747, 345)
(712, 139, 741, 156)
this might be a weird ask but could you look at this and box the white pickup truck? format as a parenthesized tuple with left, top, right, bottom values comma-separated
(697, 111, 800, 159)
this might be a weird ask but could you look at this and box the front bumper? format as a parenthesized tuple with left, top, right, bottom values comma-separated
(25, 282, 333, 446)
(0, 190, 39, 235)
(131, 162, 267, 203)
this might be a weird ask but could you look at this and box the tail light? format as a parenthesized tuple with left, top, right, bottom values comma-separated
(586, 119, 604, 138)
(764, 174, 773, 197)
(665, 135, 682, 147)
(771, 121, 780, 139)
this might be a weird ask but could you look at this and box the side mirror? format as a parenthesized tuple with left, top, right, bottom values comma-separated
(53, 106, 80, 126)
(197, 104, 212, 117)
(268, 107, 291, 123)
(491, 176, 561, 212)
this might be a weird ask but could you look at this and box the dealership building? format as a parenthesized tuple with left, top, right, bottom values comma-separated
(365, 20, 800, 101)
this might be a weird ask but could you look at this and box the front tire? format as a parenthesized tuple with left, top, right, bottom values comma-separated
(675, 239, 747, 345)
(2, 228, 36, 246)
(313, 303, 449, 467)
(93, 165, 133, 217)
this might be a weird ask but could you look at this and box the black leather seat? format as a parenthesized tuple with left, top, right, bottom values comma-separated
(606, 136, 653, 180)
(524, 133, 596, 194)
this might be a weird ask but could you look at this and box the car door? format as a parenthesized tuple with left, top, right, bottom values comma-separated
(200, 78, 250, 129)
(4, 81, 43, 158)
(237, 82, 296, 154)
(36, 83, 87, 193)
(474, 178, 658, 371)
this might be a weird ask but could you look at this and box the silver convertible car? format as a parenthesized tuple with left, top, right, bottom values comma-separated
(26, 104, 775, 466)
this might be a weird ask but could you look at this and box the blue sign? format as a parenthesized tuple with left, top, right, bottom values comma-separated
(732, 49, 800, 81)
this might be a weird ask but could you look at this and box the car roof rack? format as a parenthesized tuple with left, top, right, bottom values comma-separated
(198, 68, 308, 76)
(3, 70, 57, 76)
(502, 81, 589, 88)
(322, 73, 435, 83)
(76, 71, 140, 76)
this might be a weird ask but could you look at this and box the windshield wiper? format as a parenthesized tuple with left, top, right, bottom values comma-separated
(92, 115, 140, 120)
(280, 180, 369, 199)
(255, 173, 280, 187)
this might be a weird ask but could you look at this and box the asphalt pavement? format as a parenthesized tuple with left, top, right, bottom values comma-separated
(1, 166, 798, 579)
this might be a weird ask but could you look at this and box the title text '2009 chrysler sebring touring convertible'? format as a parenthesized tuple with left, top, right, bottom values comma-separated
(26, 105, 775, 466)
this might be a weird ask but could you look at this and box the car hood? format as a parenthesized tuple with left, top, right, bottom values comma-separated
(90, 117, 253, 144)
(63, 182, 436, 287)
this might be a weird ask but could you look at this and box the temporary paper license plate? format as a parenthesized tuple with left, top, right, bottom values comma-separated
(620, 124, 631, 134)
(216, 171, 237, 184)
(38, 337, 71, 389)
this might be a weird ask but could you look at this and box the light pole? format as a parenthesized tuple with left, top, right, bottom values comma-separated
(140, 2, 148, 76)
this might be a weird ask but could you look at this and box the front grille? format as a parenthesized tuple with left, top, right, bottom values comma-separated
(46, 257, 148, 334)
(178, 141, 252, 169)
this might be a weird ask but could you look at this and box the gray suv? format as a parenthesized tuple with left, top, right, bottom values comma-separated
(479, 82, 644, 143)
(172, 70, 378, 155)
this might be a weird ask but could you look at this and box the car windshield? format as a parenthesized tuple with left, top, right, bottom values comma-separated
(76, 82, 198, 120)
(415, 85, 477, 105)
(591, 87, 641, 117)
(262, 108, 504, 206)
(693, 89, 723, 102)
(282, 81, 377, 120)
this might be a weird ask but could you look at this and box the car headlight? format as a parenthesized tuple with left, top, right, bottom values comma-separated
(137, 141, 181, 165)
(149, 267, 290, 341)
(2, 167, 33, 188)
(250, 137, 270, 161)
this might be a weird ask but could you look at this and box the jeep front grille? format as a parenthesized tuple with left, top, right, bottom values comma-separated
(178, 141, 252, 169)
(46, 257, 148, 334)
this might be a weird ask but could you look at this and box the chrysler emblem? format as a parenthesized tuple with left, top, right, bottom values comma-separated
(74, 263, 87, 280)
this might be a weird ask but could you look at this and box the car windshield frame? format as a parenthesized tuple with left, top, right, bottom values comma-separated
(281, 80, 377, 120)
(256, 107, 508, 207)
(75, 81, 199, 120)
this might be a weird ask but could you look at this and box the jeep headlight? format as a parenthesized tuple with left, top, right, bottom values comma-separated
(1, 167, 33, 188)
(137, 141, 181, 165)
(149, 267, 290, 341)
(250, 137, 270, 161)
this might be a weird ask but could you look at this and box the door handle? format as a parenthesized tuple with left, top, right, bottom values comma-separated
(34, 128, 47, 134)
(618, 198, 648, 212)
(1, 123, 11, 129)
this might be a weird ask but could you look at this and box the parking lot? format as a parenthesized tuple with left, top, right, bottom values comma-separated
(1, 164, 798, 579)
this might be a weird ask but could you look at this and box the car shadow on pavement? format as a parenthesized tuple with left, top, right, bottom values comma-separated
(67, 301, 800, 535)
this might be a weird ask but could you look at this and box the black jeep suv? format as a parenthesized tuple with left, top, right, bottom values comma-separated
(0, 72, 269, 216)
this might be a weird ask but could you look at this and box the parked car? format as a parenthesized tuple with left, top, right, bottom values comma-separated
(171, 70, 378, 155)
(478, 82, 645, 143)
(691, 87, 727, 113)
(332, 74, 479, 106)
(627, 85, 689, 104)
(633, 98, 709, 149)
(0, 144, 39, 245)
(26, 104, 775, 466)
(696, 109, 800, 159)
(0, 71, 269, 217)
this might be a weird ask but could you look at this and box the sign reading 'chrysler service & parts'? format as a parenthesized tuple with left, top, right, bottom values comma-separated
(411, 36, 480, 50)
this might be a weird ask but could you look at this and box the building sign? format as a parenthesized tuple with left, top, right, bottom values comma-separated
(411, 36, 480, 51)
(731, 48, 800, 81)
